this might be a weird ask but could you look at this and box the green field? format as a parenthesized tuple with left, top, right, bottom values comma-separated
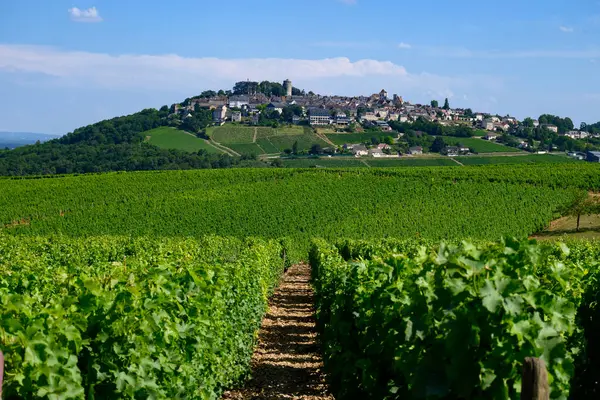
(144, 127, 222, 153)
(227, 143, 265, 156)
(267, 132, 328, 152)
(440, 136, 521, 153)
(209, 124, 328, 155)
(255, 138, 280, 153)
(209, 125, 256, 144)
(456, 154, 578, 165)
(325, 131, 396, 145)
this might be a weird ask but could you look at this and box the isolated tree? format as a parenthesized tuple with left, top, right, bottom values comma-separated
(292, 141, 299, 155)
(431, 100, 439, 108)
(443, 98, 450, 110)
(567, 194, 600, 231)
(430, 137, 446, 153)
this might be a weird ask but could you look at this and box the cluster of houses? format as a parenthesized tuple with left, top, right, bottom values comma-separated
(169, 81, 599, 159)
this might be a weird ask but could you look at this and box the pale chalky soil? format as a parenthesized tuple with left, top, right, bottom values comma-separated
(222, 264, 334, 400)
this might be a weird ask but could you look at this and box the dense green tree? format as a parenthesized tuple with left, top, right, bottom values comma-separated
(430, 137, 446, 153)
(443, 98, 450, 110)
(292, 141, 298, 155)
(199, 90, 217, 98)
(431, 100, 439, 108)
(281, 105, 303, 122)
(522, 118, 535, 128)
(309, 144, 322, 155)
(538, 114, 574, 133)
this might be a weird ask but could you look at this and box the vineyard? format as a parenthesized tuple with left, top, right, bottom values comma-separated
(1, 165, 598, 259)
(2, 163, 600, 398)
(0, 235, 287, 399)
(311, 238, 600, 399)
(208, 125, 328, 155)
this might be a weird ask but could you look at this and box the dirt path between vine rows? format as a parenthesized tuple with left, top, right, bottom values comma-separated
(222, 264, 334, 400)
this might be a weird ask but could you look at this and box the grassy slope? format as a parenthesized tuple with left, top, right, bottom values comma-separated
(145, 127, 221, 153)
(325, 132, 395, 145)
(209, 126, 256, 144)
(440, 136, 521, 153)
(210, 125, 328, 155)
(532, 213, 600, 240)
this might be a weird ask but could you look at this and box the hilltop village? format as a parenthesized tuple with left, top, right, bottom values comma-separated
(166, 79, 600, 162)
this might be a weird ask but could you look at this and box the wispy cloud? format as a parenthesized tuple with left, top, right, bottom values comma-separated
(68, 7, 102, 23)
(559, 26, 574, 33)
(0, 44, 502, 102)
(420, 45, 600, 59)
(398, 42, 412, 49)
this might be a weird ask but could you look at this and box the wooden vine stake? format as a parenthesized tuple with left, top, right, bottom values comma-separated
(521, 357, 549, 400)
(0, 350, 4, 400)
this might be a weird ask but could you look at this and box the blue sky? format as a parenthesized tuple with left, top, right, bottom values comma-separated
(0, 0, 599, 134)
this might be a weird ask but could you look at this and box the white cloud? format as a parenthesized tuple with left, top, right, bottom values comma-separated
(559, 26, 574, 33)
(68, 7, 102, 23)
(398, 42, 412, 49)
(0, 45, 408, 82)
(0, 44, 503, 110)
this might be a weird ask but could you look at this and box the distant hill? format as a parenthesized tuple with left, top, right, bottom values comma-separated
(0, 131, 62, 149)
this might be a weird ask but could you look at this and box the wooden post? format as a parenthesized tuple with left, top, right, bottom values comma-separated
(521, 357, 549, 400)
(0, 350, 4, 400)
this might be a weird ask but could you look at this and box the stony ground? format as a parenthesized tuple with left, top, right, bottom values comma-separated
(222, 264, 334, 400)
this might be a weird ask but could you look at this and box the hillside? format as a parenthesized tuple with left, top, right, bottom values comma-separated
(208, 125, 329, 156)
(144, 126, 223, 153)
(0, 108, 246, 176)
